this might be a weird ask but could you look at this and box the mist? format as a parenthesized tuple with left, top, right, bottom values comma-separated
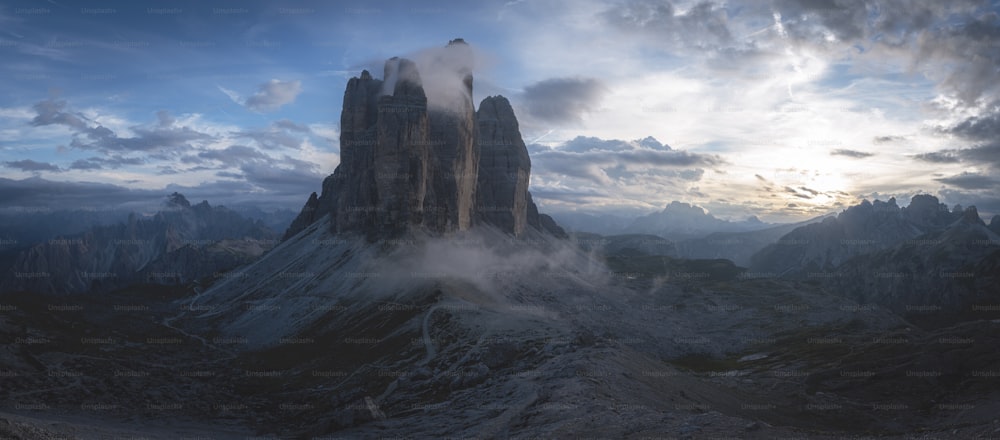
(379, 40, 482, 113)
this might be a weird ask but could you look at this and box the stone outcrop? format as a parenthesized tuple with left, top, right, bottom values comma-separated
(475, 95, 531, 236)
(285, 39, 565, 241)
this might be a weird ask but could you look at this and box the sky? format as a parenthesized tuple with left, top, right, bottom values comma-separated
(1, 0, 999, 222)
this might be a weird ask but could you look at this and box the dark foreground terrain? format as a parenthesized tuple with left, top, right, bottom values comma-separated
(2, 258, 1000, 439)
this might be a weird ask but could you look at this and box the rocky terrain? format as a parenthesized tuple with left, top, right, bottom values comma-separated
(0, 193, 276, 295)
(751, 195, 970, 276)
(829, 208, 1000, 325)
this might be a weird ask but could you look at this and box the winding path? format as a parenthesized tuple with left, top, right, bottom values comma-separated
(421, 304, 444, 364)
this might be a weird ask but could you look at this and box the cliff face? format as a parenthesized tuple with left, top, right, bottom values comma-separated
(285, 39, 565, 241)
(475, 95, 531, 236)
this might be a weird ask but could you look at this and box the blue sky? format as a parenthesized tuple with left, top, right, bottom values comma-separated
(2, 0, 999, 221)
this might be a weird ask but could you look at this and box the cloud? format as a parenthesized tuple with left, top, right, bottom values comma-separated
(3, 159, 62, 173)
(68, 155, 145, 171)
(911, 151, 961, 163)
(222, 79, 303, 112)
(196, 145, 269, 167)
(909, 143, 1000, 168)
(233, 123, 304, 150)
(531, 136, 723, 185)
(934, 172, 1000, 190)
(521, 77, 608, 125)
(29, 99, 88, 130)
(246, 79, 303, 112)
(602, 0, 734, 51)
(27, 98, 215, 154)
(946, 109, 1000, 141)
(526, 135, 724, 212)
(873, 135, 905, 144)
(830, 148, 875, 158)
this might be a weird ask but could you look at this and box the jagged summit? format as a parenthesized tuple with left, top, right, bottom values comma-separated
(284, 40, 565, 241)
(165, 192, 191, 209)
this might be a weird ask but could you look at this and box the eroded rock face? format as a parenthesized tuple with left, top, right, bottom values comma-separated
(475, 95, 531, 236)
(284, 40, 564, 241)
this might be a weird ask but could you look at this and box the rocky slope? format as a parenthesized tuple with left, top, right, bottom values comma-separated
(750, 195, 966, 275)
(0, 193, 275, 294)
(283, 39, 564, 241)
(829, 207, 1000, 323)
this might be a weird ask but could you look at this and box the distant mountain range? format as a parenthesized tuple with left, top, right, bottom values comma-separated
(672, 214, 834, 266)
(750, 195, 980, 275)
(626, 201, 774, 240)
(554, 201, 781, 241)
(0, 193, 276, 294)
(831, 210, 1000, 322)
(744, 195, 1000, 319)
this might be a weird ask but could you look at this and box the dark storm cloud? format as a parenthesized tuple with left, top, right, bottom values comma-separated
(946, 110, 1000, 141)
(934, 172, 1000, 190)
(830, 148, 875, 158)
(521, 77, 608, 125)
(3, 159, 62, 173)
(909, 142, 1000, 168)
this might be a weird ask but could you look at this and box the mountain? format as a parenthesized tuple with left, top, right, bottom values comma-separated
(0, 193, 275, 294)
(626, 201, 773, 241)
(750, 195, 967, 276)
(829, 207, 1000, 323)
(282, 39, 564, 241)
(6, 40, 1000, 439)
(672, 213, 834, 266)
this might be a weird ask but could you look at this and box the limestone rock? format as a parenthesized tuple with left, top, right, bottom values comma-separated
(283, 40, 566, 242)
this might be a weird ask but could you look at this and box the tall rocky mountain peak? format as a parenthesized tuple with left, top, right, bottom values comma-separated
(284, 40, 565, 241)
